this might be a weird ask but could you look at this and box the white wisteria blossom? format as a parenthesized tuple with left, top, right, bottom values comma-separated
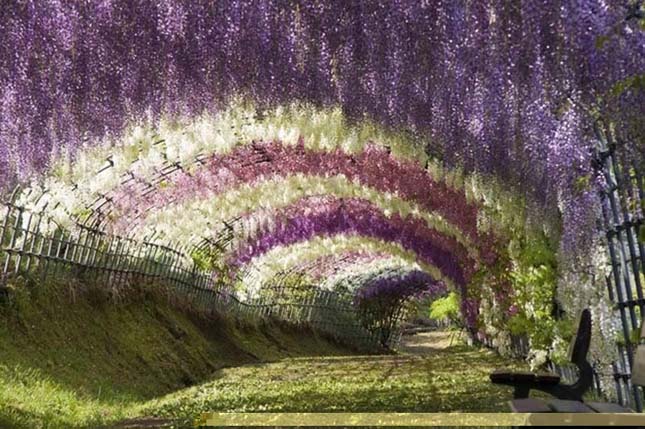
(236, 234, 455, 299)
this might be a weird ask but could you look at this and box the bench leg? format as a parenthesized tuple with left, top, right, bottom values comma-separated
(513, 385, 531, 399)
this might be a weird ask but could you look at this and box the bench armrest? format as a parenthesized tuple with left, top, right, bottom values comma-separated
(490, 369, 560, 385)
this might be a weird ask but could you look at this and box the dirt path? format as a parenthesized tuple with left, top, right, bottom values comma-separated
(397, 329, 462, 355)
(107, 327, 527, 427)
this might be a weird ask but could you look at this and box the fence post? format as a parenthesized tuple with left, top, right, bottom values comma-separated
(1, 204, 14, 275)
(24, 210, 43, 273)
(4, 206, 23, 274)
(594, 124, 645, 410)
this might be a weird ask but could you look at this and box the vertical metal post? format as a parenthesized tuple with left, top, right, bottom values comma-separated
(30, 208, 49, 274)
(77, 226, 92, 267)
(41, 224, 56, 281)
(51, 229, 65, 279)
(142, 242, 157, 278)
(100, 234, 116, 285)
(24, 210, 42, 272)
(88, 231, 103, 269)
(594, 124, 645, 411)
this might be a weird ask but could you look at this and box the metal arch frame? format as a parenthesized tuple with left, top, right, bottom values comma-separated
(233, 252, 371, 297)
(231, 246, 449, 300)
(593, 119, 645, 411)
(82, 136, 274, 230)
(182, 215, 245, 259)
(0, 121, 444, 352)
(8, 132, 486, 311)
(25, 128, 481, 241)
(233, 251, 440, 329)
(180, 187, 476, 297)
(8, 109, 333, 231)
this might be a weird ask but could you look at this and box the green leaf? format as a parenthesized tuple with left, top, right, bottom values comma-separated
(595, 34, 610, 50)
(609, 73, 645, 98)
(429, 292, 460, 323)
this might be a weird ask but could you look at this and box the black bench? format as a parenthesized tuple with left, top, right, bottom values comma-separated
(507, 342, 645, 425)
(509, 397, 633, 413)
(493, 309, 645, 421)
(490, 308, 593, 401)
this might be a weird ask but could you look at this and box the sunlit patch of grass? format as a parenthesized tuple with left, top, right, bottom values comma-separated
(136, 341, 529, 426)
(0, 364, 134, 428)
(0, 275, 353, 428)
(0, 275, 536, 429)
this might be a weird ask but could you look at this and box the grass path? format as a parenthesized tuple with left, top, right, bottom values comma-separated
(0, 279, 353, 429)
(129, 330, 527, 427)
(0, 278, 530, 429)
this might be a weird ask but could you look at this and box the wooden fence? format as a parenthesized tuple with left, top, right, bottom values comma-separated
(0, 196, 386, 351)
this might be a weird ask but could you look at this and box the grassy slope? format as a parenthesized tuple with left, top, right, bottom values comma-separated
(0, 274, 548, 429)
(0, 276, 352, 429)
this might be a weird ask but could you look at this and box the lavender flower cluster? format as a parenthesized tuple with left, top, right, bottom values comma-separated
(2, 2, 642, 213)
(353, 270, 447, 304)
(229, 196, 471, 286)
(1, 0, 643, 336)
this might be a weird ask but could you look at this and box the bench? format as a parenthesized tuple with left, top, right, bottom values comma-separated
(509, 397, 633, 413)
(490, 308, 593, 401)
(494, 308, 645, 418)
(507, 340, 645, 418)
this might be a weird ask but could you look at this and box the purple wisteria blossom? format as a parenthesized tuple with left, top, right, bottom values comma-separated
(353, 270, 447, 304)
(228, 196, 476, 286)
(1, 1, 643, 263)
(110, 141, 484, 245)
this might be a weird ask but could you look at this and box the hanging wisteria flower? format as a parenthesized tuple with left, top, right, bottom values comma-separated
(1, 0, 643, 385)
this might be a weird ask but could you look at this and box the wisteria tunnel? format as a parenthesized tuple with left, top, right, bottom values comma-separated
(0, 1, 644, 424)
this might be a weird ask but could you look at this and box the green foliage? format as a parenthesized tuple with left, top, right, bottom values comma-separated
(616, 311, 643, 347)
(355, 293, 407, 347)
(507, 227, 559, 353)
(609, 73, 645, 98)
(257, 271, 315, 302)
(190, 249, 214, 271)
(573, 174, 592, 194)
(507, 313, 530, 336)
(74, 207, 93, 220)
(428, 292, 460, 325)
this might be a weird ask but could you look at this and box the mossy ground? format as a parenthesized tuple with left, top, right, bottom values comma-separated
(0, 274, 536, 429)
(0, 274, 352, 428)
(136, 336, 528, 428)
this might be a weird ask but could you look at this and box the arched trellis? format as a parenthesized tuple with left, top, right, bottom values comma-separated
(19, 133, 250, 231)
(1, 151, 471, 354)
(85, 148, 484, 249)
(3, 102, 578, 393)
(0, 192, 397, 349)
(15, 106, 486, 244)
(46, 135, 488, 310)
(236, 249, 441, 296)
(8, 108, 507, 328)
(21, 142, 488, 301)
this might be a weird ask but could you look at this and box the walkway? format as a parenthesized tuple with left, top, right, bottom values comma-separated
(126, 329, 527, 426)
